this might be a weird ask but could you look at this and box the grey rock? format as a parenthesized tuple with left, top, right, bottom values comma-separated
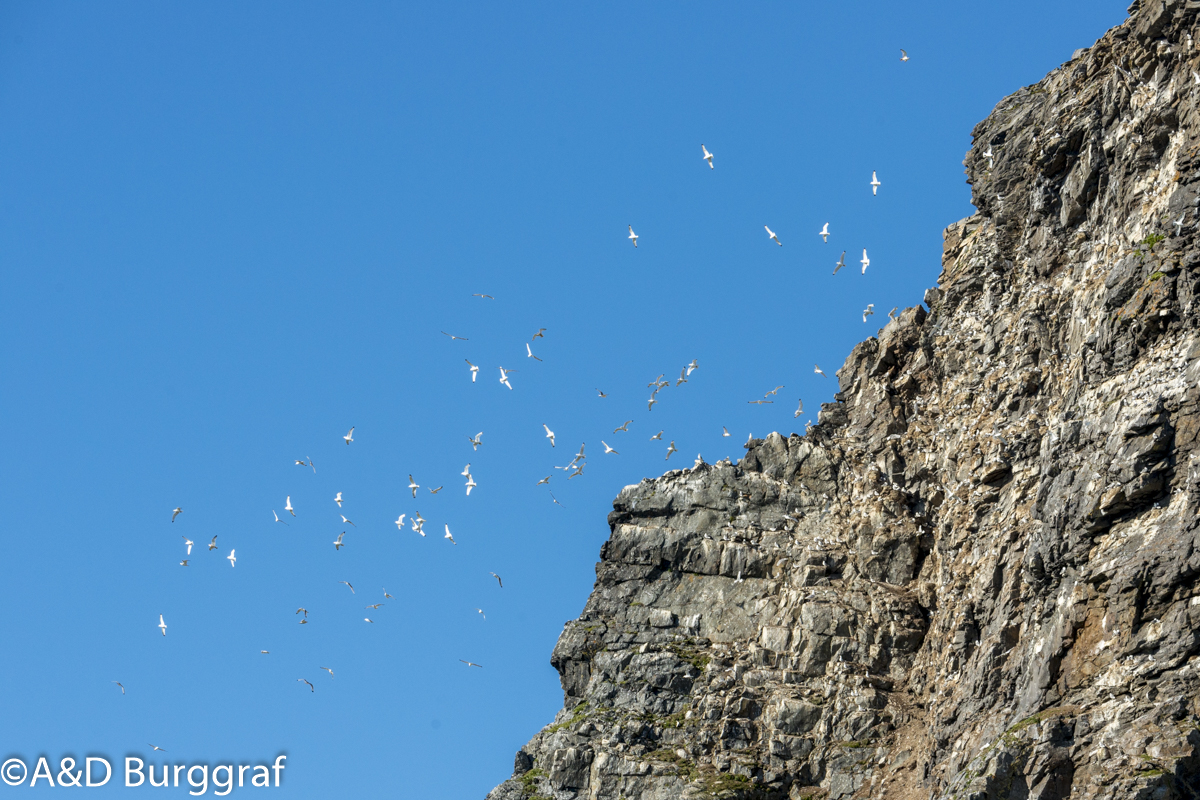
(487, 4, 1200, 799)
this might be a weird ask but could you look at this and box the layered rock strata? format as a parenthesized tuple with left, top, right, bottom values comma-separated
(490, 2, 1200, 797)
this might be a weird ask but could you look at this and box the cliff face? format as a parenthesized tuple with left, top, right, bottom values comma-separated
(489, 2, 1200, 798)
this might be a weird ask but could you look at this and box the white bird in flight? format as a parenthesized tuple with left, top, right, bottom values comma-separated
(465, 359, 479, 382)
(602, 441, 619, 455)
(465, 475, 477, 496)
(834, 251, 846, 275)
(888, 307, 898, 321)
(208, 535, 218, 551)
(171, 507, 182, 523)
(273, 510, 287, 525)
(526, 343, 542, 362)
(182, 537, 193, 555)
(543, 424, 556, 447)
(180, 559, 189, 567)
(818, 223, 829, 243)
(722, 426, 731, 437)
(537, 476, 550, 485)
(113, 681, 125, 694)
(468, 432, 482, 450)
(343, 427, 354, 445)
(442, 331, 469, 341)
(666, 441, 677, 460)
(900, 49, 909, 62)
(320, 667, 334, 679)
(532, 328, 545, 340)
(490, 572, 503, 588)
(394, 514, 406, 530)
(285, 496, 295, 517)
(613, 420, 632, 433)
(149, 744, 166, 752)
(227, 549, 236, 568)
(333, 532, 345, 550)
(334, 492, 343, 508)
(814, 365, 826, 377)
(863, 304, 875, 322)
(861, 249, 870, 274)
(459, 660, 483, 668)
(461, 463, 471, 477)
(158, 615, 167, 636)
(765, 225, 782, 246)
(444, 525, 457, 545)
(686, 359, 698, 376)
(794, 399, 803, 418)
(499, 366, 514, 390)
(870, 171, 881, 195)
(701, 143, 714, 168)
(476, 608, 486, 620)
(340, 514, 355, 527)
(298, 679, 314, 692)
(651, 430, 662, 440)
(628, 225, 638, 247)
(408, 475, 420, 498)
(339, 581, 355, 594)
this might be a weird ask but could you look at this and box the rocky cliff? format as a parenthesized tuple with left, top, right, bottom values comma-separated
(488, 2, 1200, 798)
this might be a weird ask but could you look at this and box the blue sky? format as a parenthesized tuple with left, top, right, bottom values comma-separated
(0, 2, 1125, 797)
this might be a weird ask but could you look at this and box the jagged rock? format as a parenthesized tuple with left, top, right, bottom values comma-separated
(487, 4, 1200, 798)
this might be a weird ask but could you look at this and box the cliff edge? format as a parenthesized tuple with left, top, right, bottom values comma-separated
(490, 2, 1200, 797)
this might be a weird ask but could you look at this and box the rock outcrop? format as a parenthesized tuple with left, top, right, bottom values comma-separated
(489, 2, 1200, 797)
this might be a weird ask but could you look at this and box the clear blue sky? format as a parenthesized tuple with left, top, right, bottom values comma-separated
(0, 2, 1125, 796)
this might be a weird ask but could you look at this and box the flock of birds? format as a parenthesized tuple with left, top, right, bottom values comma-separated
(125, 48, 913, 709)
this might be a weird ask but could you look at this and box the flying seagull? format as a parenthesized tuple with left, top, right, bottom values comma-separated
(900, 49, 909, 62)
(273, 510, 288, 525)
(298, 679, 314, 692)
(595, 388, 607, 398)
(343, 427, 354, 445)
(226, 549, 236, 568)
(149, 744, 166, 752)
(765, 385, 784, 396)
(339, 581, 355, 594)
(650, 430, 662, 440)
(171, 508, 182, 523)
(648, 394, 658, 411)
(465, 359, 479, 382)
(666, 441, 677, 460)
(701, 144, 714, 168)
(459, 660, 483, 668)
(748, 400, 774, 405)
(182, 537, 193, 555)
(285, 496, 295, 517)
(260, 650, 269, 654)
(364, 618, 374, 623)
(686, 359, 699, 375)
(158, 615, 167, 636)
(394, 513, 406, 530)
(476, 608, 486, 620)
(794, 398, 804, 418)
(613, 420, 632, 433)
(723, 426, 730, 437)
(628, 225, 638, 247)
(208, 535, 219, 551)
(383, 589, 393, 599)
(444, 524, 456, 545)
(490, 572, 503, 588)
(765, 225, 782, 246)
(676, 367, 688, 386)
(468, 432, 482, 450)
(602, 441, 619, 455)
(179, 559, 189, 566)
(334, 492, 343, 508)
(113, 681, 125, 694)
(296, 608, 308, 618)
(526, 343, 542, 361)
(834, 251, 846, 275)
(863, 304, 875, 322)
(818, 223, 829, 243)
(472, 293, 494, 299)
(532, 328, 546, 340)
(319, 667, 334, 679)
(536, 475, 550, 485)
(870, 171, 881, 195)
(543, 424, 556, 447)
(888, 307, 898, 321)
(461, 463, 471, 477)
(499, 366, 514, 390)
(366, 603, 383, 609)
(334, 532, 345, 550)
(408, 475, 420, 498)
(441, 331, 469, 341)
(465, 475, 477, 495)
(340, 514, 355, 527)
(861, 249, 870, 274)
(814, 365, 826, 377)
(429, 486, 443, 495)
